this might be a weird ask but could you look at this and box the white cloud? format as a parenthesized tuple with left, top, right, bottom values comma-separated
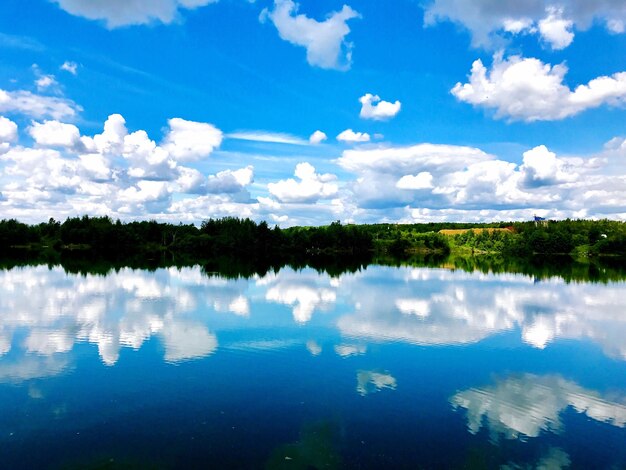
(607, 18, 625, 33)
(502, 17, 534, 34)
(123, 129, 177, 180)
(52, 0, 218, 28)
(538, 7, 574, 49)
(337, 143, 504, 210)
(162, 117, 223, 162)
(424, 0, 626, 50)
(176, 167, 206, 194)
(396, 172, 434, 190)
(28, 120, 82, 149)
(432, 159, 535, 206)
(338, 143, 491, 174)
(268, 162, 338, 203)
(35, 75, 58, 92)
(60, 61, 78, 75)
(0, 113, 255, 222)
(0, 116, 18, 147)
(167, 194, 259, 223)
(82, 113, 128, 155)
(206, 166, 254, 194)
(520, 145, 577, 187)
(309, 130, 327, 144)
(337, 129, 370, 143)
(452, 53, 626, 122)
(0, 88, 81, 120)
(227, 130, 307, 145)
(262, 0, 360, 70)
(359, 93, 401, 120)
(1, 109, 625, 225)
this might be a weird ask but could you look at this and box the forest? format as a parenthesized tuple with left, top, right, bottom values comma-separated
(0, 216, 625, 262)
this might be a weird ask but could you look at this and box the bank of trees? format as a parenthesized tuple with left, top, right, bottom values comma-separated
(0, 216, 375, 259)
(451, 219, 626, 256)
(1, 217, 624, 261)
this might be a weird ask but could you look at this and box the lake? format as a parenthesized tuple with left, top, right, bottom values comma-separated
(0, 261, 625, 468)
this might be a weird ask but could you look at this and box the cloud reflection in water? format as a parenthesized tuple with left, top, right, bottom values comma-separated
(337, 267, 626, 359)
(451, 373, 626, 440)
(0, 264, 625, 384)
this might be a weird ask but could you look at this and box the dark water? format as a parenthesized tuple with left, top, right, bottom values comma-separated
(0, 262, 624, 469)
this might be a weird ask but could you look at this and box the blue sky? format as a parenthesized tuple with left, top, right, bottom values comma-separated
(1, 0, 626, 225)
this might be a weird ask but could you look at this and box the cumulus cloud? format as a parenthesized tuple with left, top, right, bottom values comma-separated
(359, 93, 401, 120)
(122, 129, 177, 180)
(337, 143, 529, 210)
(0, 88, 81, 120)
(268, 162, 338, 203)
(52, 0, 218, 28)
(424, 0, 626, 50)
(452, 53, 626, 122)
(538, 7, 574, 49)
(337, 129, 370, 143)
(0, 113, 259, 222)
(262, 0, 360, 70)
(520, 145, 577, 187)
(309, 130, 327, 144)
(205, 166, 254, 194)
(337, 138, 611, 214)
(0, 116, 18, 152)
(82, 113, 128, 155)
(2, 110, 624, 224)
(396, 172, 434, 190)
(28, 120, 82, 149)
(162, 117, 223, 162)
(60, 61, 78, 75)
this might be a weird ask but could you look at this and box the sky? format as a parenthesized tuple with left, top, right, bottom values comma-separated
(1, 0, 626, 226)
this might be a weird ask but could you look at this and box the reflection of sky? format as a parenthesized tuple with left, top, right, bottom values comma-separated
(356, 370, 397, 396)
(502, 447, 571, 470)
(0, 266, 624, 469)
(451, 373, 626, 439)
(0, 265, 625, 383)
(262, 269, 337, 323)
(336, 267, 626, 360)
(0, 266, 227, 370)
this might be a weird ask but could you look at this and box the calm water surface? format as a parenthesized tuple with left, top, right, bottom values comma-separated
(0, 263, 624, 468)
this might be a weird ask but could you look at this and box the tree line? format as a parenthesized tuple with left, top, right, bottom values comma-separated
(450, 219, 626, 256)
(0, 217, 624, 263)
(0, 216, 374, 259)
